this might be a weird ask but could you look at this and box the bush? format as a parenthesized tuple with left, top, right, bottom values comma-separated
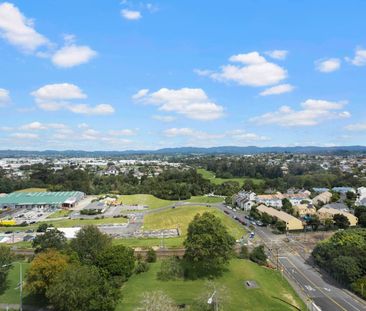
(135, 261, 149, 274)
(239, 245, 249, 259)
(146, 248, 157, 263)
(157, 257, 184, 281)
(250, 245, 267, 265)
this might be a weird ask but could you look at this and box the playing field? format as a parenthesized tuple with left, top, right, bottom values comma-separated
(143, 205, 246, 239)
(197, 168, 264, 186)
(185, 195, 224, 203)
(118, 194, 175, 209)
(117, 259, 306, 311)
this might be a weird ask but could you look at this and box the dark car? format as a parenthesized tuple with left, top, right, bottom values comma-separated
(224, 210, 230, 215)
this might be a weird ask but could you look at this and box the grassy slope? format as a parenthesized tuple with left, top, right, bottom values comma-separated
(143, 206, 245, 239)
(185, 195, 224, 203)
(0, 217, 128, 233)
(118, 259, 306, 311)
(197, 168, 264, 186)
(118, 194, 175, 209)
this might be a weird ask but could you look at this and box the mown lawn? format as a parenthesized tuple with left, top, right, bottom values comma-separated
(46, 209, 72, 218)
(117, 259, 306, 311)
(185, 195, 224, 204)
(113, 236, 185, 249)
(143, 206, 246, 239)
(118, 194, 175, 209)
(0, 217, 128, 232)
(197, 168, 264, 186)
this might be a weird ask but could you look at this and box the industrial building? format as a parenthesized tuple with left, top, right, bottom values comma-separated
(257, 204, 304, 231)
(0, 191, 85, 209)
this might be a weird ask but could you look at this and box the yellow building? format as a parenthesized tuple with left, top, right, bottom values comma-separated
(317, 207, 358, 226)
(312, 191, 332, 206)
(293, 204, 317, 217)
(257, 204, 303, 231)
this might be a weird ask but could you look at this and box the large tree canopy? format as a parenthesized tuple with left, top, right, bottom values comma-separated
(183, 212, 235, 278)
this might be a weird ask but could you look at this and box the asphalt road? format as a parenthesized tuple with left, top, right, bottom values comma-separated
(214, 203, 366, 311)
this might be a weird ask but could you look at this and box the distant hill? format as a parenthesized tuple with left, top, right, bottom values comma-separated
(1, 146, 366, 157)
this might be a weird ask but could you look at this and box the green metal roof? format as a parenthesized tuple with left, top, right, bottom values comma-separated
(0, 191, 84, 205)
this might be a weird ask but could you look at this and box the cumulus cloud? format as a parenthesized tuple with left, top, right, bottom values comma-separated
(251, 99, 350, 127)
(0, 2, 48, 52)
(121, 9, 142, 20)
(31, 83, 114, 115)
(316, 58, 341, 73)
(346, 48, 366, 66)
(260, 84, 294, 96)
(265, 50, 288, 60)
(345, 123, 366, 131)
(197, 51, 287, 87)
(133, 87, 224, 120)
(0, 88, 11, 106)
(226, 129, 269, 142)
(52, 44, 97, 68)
(20, 121, 68, 131)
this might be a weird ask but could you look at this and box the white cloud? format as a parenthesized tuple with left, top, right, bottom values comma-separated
(31, 83, 114, 115)
(265, 50, 288, 60)
(226, 129, 269, 142)
(345, 123, 366, 131)
(132, 89, 149, 100)
(163, 128, 224, 140)
(316, 58, 341, 73)
(346, 48, 366, 66)
(11, 132, 39, 139)
(0, 2, 48, 52)
(259, 84, 294, 96)
(31, 83, 87, 101)
(0, 88, 11, 106)
(109, 129, 136, 136)
(200, 51, 287, 87)
(121, 9, 142, 20)
(133, 87, 224, 120)
(20, 121, 68, 131)
(152, 115, 176, 122)
(251, 99, 350, 127)
(52, 44, 97, 68)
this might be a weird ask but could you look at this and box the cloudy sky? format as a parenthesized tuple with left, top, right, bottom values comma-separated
(0, 0, 366, 150)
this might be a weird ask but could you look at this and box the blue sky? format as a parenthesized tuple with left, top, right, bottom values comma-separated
(1, 0, 366, 150)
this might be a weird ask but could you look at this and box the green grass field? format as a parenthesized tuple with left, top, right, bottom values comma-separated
(198, 168, 264, 186)
(118, 194, 175, 209)
(113, 237, 185, 249)
(185, 195, 224, 204)
(0, 216, 128, 233)
(143, 206, 246, 239)
(14, 188, 47, 193)
(46, 209, 72, 218)
(118, 259, 306, 311)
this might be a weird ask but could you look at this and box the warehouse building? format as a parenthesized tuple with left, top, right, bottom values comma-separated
(257, 204, 304, 231)
(0, 191, 85, 210)
(317, 206, 358, 226)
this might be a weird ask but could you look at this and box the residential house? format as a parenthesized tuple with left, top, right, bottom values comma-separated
(317, 206, 358, 226)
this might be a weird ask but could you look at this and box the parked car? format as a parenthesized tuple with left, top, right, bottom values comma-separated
(256, 221, 264, 227)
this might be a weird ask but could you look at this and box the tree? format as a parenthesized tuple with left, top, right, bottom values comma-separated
(307, 215, 321, 231)
(331, 256, 362, 284)
(324, 218, 333, 231)
(352, 277, 366, 299)
(96, 244, 135, 282)
(47, 265, 119, 311)
(32, 229, 67, 253)
(135, 291, 179, 311)
(275, 221, 287, 233)
(250, 245, 267, 265)
(26, 249, 69, 295)
(70, 225, 111, 264)
(37, 223, 51, 232)
(355, 206, 366, 228)
(331, 191, 340, 202)
(146, 248, 157, 263)
(0, 245, 13, 293)
(183, 212, 235, 278)
(333, 214, 350, 229)
(281, 198, 293, 215)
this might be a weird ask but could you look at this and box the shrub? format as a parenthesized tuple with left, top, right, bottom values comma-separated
(146, 248, 157, 263)
(239, 245, 249, 259)
(135, 261, 149, 274)
(250, 245, 267, 265)
(157, 257, 184, 281)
